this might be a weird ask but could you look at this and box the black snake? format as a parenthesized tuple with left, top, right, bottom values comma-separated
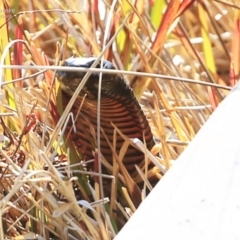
(57, 57, 156, 205)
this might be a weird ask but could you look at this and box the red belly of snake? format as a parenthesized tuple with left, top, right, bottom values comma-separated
(57, 57, 155, 187)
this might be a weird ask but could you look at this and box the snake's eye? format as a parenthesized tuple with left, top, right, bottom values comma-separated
(102, 60, 115, 70)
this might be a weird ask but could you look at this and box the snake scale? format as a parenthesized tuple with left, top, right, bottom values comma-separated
(57, 57, 156, 204)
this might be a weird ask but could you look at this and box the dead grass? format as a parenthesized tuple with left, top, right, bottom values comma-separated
(0, 0, 239, 239)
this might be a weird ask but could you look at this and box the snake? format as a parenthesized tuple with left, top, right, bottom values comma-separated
(57, 57, 155, 191)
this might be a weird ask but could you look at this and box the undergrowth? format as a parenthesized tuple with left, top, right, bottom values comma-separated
(0, 0, 239, 239)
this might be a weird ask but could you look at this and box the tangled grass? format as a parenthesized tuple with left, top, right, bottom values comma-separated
(0, 0, 239, 239)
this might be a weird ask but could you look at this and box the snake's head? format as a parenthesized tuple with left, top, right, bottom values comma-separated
(57, 57, 120, 99)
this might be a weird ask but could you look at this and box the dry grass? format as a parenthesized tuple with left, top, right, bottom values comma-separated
(0, 0, 239, 239)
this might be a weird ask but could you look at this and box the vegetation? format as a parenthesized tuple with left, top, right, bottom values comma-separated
(0, 0, 239, 239)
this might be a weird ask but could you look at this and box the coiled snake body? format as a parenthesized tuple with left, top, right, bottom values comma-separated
(57, 58, 155, 197)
